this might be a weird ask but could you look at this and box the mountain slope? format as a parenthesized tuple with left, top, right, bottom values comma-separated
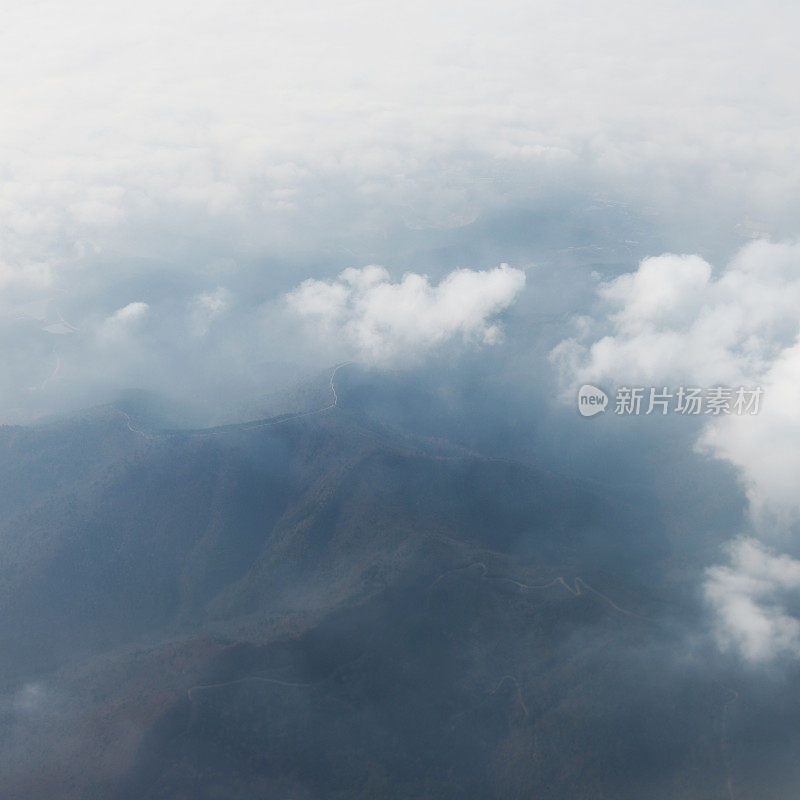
(0, 372, 735, 799)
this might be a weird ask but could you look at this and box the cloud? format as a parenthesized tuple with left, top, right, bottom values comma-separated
(551, 240, 800, 662)
(706, 539, 800, 663)
(286, 264, 526, 363)
(698, 339, 800, 527)
(100, 302, 150, 340)
(1, 0, 800, 421)
(107, 302, 150, 324)
(2, 1, 800, 294)
(552, 240, 800, 520)
(552, 241, 800, 389)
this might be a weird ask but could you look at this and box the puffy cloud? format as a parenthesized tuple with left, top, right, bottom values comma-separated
(552, 241, 800, 389)
(99, 302, 150, 341)
(698, 340, 800, 527)
(552, 240, 800, 519)
(706, 539, 800, 662)
(104, 301, 149, 326)
(551, 240, 800, 663)
(286, 264, 526, 363)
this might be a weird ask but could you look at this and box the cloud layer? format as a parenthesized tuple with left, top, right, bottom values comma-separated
(2, 0, 800, 421)
(286, 265, 526, 363)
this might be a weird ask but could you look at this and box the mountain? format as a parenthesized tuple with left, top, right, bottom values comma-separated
(0, 367, 754, 798)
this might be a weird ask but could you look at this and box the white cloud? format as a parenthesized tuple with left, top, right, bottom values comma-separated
(552, 240, 800, 520)
(286, 264, 526, 363)
(100, 301, 149, 340)
(2, 0, 800, 284)
(552, 240, 800, 663)
(552, 241, 800, 390)
(107, 302, 149, 325)
(698, 340, 800, 527)
(706, 539, 800, 662)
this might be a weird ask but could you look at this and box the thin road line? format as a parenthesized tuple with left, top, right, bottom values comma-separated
(493, 574, 643, 618)
(430, 563, 641, 619)
(187, 675, 313, 703)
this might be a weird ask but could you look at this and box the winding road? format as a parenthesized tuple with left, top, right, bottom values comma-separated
(427, 560, 641, 618)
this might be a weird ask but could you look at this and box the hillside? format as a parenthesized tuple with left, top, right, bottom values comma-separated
(0, 369, 743, 798)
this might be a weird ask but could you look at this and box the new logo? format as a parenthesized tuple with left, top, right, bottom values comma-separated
(577, 384, 608, 417)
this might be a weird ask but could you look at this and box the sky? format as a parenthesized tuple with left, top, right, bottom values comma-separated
(4, 0, 800, 663)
